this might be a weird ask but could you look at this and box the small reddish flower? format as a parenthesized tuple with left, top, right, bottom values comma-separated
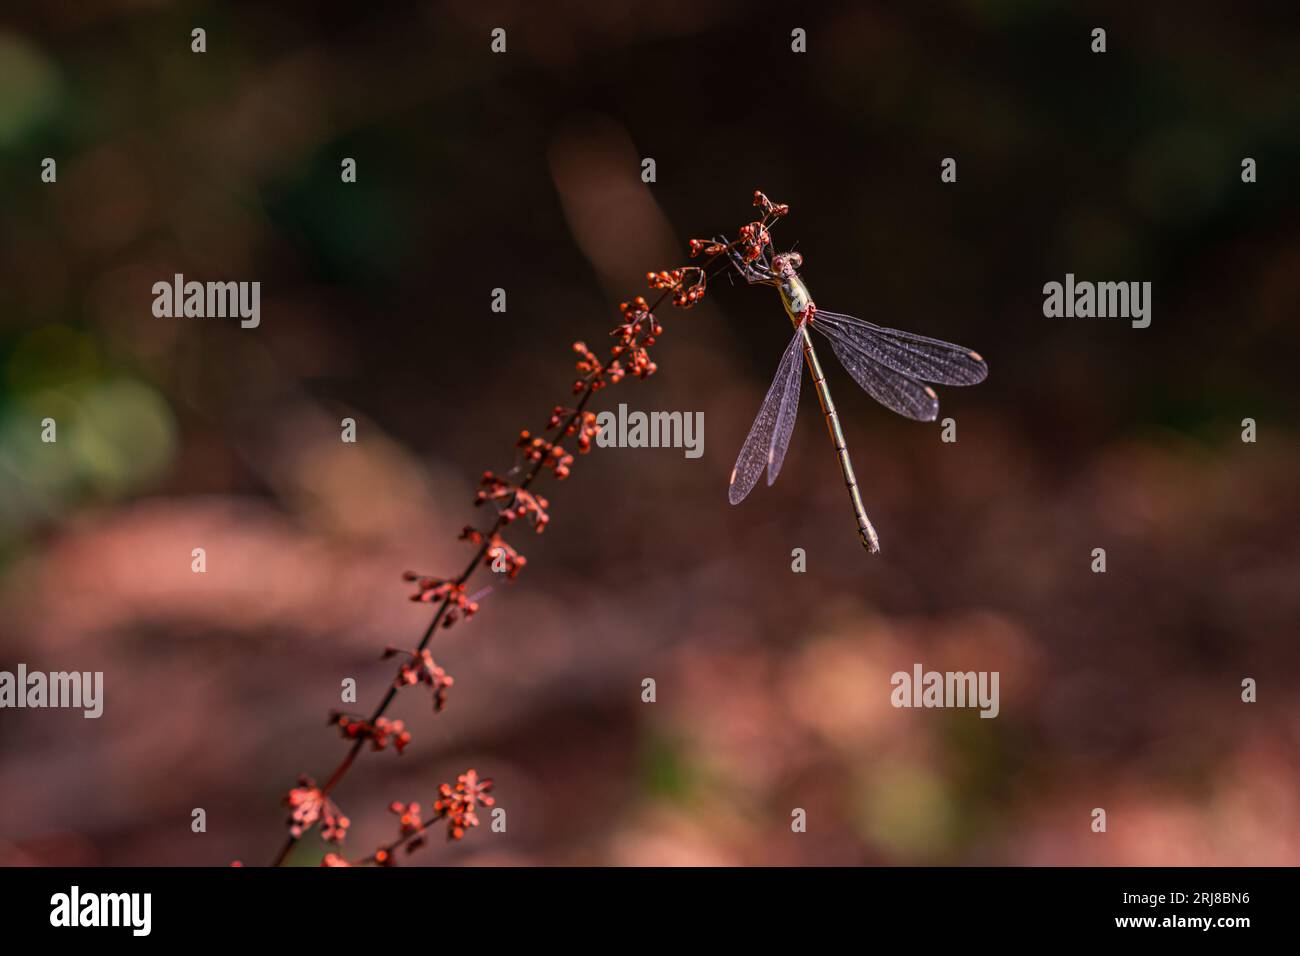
(389, 801, 423, 836)
(752, 189, 789, 217)
(330, 712, 412, 754)
(609, 298, 662, 379)
(460, 527, 527, 579)
(646, 266, 706, 308)
(549, 407, 600, 454)
(432, 769, 495, 841)
(370, 717, 410, 753)
(516, 430, 575, 479)
(284, 775, 350, 844)
(738, 221, 772, 263)
(284, 776, 324, 838)
(688, 238, 727, 258)
(388, 800, 428, 856)
(321, 852, 351, 867)
(402, 571, 481, 627)
(475, 470, 550, 531)
(320, 802, 351, 844)
(573, 340, 615, 392)
(387, 647, 455, 712)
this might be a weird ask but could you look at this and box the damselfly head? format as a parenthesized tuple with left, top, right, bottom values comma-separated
(770, 252, 802, 277)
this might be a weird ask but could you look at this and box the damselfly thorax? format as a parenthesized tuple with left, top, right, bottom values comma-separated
(722, 236, 987, 555)
(774, 255, 814, 324)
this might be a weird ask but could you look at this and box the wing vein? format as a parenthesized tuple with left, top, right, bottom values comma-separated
(815, 309, 988, 386)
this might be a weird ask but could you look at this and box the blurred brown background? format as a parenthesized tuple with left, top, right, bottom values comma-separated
(2, 0, 1299, 866)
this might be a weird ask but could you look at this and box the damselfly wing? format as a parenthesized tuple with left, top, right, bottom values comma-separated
(727, 331, 803, 505)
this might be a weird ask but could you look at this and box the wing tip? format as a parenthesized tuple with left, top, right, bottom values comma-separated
(728, 467, 745, 506)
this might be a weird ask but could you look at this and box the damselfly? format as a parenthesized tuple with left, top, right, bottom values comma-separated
(717, 196, 988, 554)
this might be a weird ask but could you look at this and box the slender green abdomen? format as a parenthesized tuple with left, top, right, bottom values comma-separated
(786, 282, 881, 554)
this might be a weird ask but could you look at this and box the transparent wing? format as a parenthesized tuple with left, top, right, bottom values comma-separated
(814, 309, 988, 386)
(813, 320, 940, 421)
(767, 333, 803, 487)
(729, 331, 804, 505)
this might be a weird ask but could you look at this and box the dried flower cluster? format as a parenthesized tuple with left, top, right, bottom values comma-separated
(433, 769, 497, 841)
(387, 646, 455, 712)
(266, 190, 787, 868)
(403, 571, 482, 624)
(330, 712, 412, 753)
(285, 776, 349, 843)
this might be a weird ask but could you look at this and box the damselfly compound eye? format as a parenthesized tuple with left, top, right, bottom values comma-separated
(771, 253, 802, 277)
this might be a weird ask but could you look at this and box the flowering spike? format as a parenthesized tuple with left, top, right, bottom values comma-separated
(273, 192, 781, 869)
